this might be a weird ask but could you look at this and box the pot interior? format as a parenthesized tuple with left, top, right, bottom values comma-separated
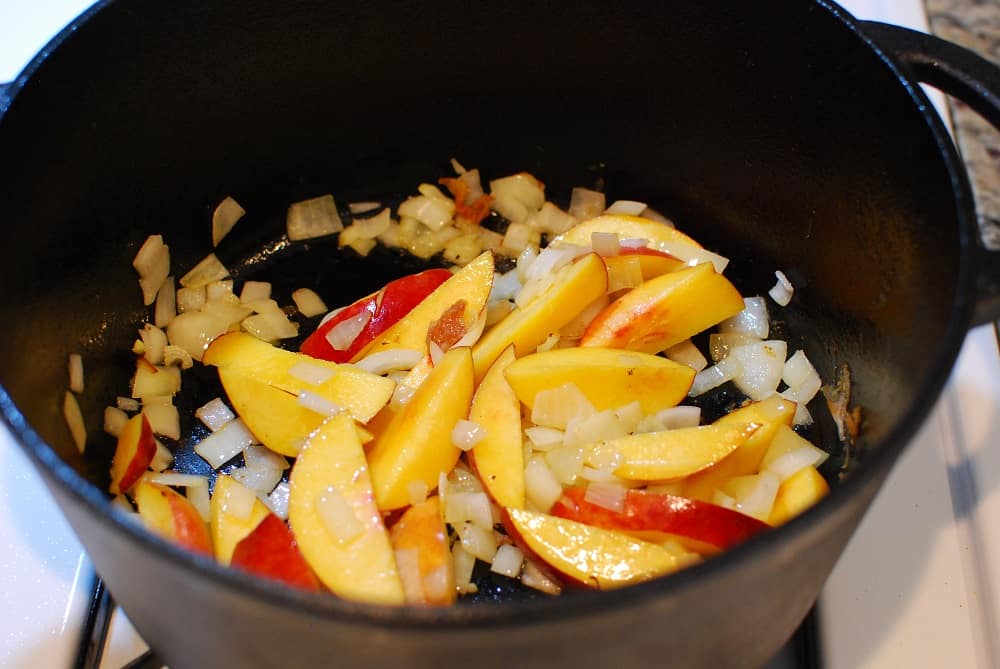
(0, 0, 970, 604)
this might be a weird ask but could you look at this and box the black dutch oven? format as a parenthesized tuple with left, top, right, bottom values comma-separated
(2, 1, 999, 667)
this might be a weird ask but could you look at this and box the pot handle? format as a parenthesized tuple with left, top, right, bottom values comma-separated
(861, 21, 1000, 326)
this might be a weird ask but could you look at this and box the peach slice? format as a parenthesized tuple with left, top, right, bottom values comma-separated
(472, 252, 608, 381)
(134, 480, 213, 554)
(230, 514, 320, 592)
(469, 346, 524, 509)
(368, 347, 475, 510)
(768, 466, 829, 526)
(503, 347, 695, 415)
(210, 475, 271, 565)
(109, 413, 157, 495)
(203, 331, 394, 424)
(352, 250, 494, 360)
(288, 412, 404, 604)
(388, 496, 455, 605)
(681, 395, 796, 502)
(503, 508, 696, 589)
(579, 262, 744, 354)
(609, 422, 761, 481)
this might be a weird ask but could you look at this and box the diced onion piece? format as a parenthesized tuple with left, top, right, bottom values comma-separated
(445, 491, 494, 530)
(104, 406, 129, 437)
(298, 391, 342, 417)
(524, 455, 564, 511)
(179, 253, 230, 289)
(212, 196, 245, 246)
(325, 309, 372, 351)
(769, 270, 794, 306)
(139, 323, 168, 366)
(583, 481, 628, 513)
(195, 398, 235, 432)
(563, 409, 629, 449)
(142, 404, 180, 440)
(263, 481, 291, 520)
(67, 354, 84, 393)
(448, 463, 485, 494)
(490, 173, 545, 224)
(729, 340, 788, 401)
(455, 522, 498, 562)
(767, 446, 828, 481)
(133, 235, 170, 306)
(131, 363, 181, 399)
(451, 419, 487, 451)
(317, 485, 364, 543)
(486, 299, 514, 326)
(614, 400, 644, 433)
(222, 477, 259, 520)
(606, 255, 643, 292)
(490, 544, 525, 578)
(142, 394, 173, 406)
(501, 222, 534, 255)
(239, 281, 272, 304)
(195, 417, 256, 468)
(515, 245, 538, 281)
(545, 441, 586, 485)
(145, 471, 208, 488)
(149, 440, 174, 472)
(406, 480, 429, 506)
(719, 297, 770, 339)
(521, 558, 562, 595)
(176, 285, 206, 313)
(580, 466, 619, 482)
(590, 231, 621, 257)
(525, 245, 587, 284)
(187, 479, 211, 522)
(288, 361, 335, 386)
(287, 194, 344, 241)
(355, 348, 423, 375)
(452, 543, 478, 595)
(664, 339, 708, 372)
(524, 426, 565, 451)
(560, 294, 609, 340)
(117, 396, 140, 412)
(604, 200, 648, 216)
(352, 208, 393, 240)
(154, 276, 176, 328)
(525, 202, 578, 235)
(726, 472, 780, 522)
(231, 465, 283, 494)
(783, 350, 818, 388)
(348, 201, 382, 215)
(395, 547, 425, 603)
(291, 288, 328, 318)
(709, 332, 760, 364)
(490, 269, 522, 302)
(568, 187, 605, 219)
(398, 194, 455, 230)
(531, 383, 596, 430)
(655, 405, 703, 429)
(689, 355, 744, 397)
(205, 280, 234, 301)
(243, 444, 290, 473)
(62, 391, 86, 453)
(163, 345, 194, 370)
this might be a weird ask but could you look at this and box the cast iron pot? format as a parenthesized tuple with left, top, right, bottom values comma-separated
(2, 1, 999, 667)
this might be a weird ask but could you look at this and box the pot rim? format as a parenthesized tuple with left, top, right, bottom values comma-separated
(0, 0, 981, 630)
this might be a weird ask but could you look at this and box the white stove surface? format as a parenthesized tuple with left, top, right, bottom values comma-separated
(1, 1, 998, 667)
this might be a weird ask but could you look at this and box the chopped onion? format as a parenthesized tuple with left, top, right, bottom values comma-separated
(535, 332, 560, 353)
(239, 281, 272, 304)
(205, 279, 235, 301)
(619, 237, 651, 250)
(287, 194, 344, 241)
(263, 481, 291, 520)
(455, 522, 498, 562)
(398, 194, 455, 230)
(524, 426, 565, 451)
(451, 419, 487, 451)
(221, 477, 259, 520)
(725, 472, 780, 522)
(142, 404, 181, 440)
(709, 332, 760, 363)
(187, 479, 211, 522)
(560, 294, 609, 339)
(719, 297, 770, 339)
(103, 406, 129, 437)
(490, 173, 545, 224)
(131, 363, 181, 399)
(664, 339, 708, 372)
(179, 253, 229, 289)
(243, 311, 299, 343)
(117, 396, 140, 412)
(133, 235, 170, 306)
(406, 480, 429, 506)
(243, 443, 290, 473)
(195, 398, 235, 432)
(525, 202, 578, 235)
(351, 208, 393, 239)
(154, 276, 176, 328)
(524, 455, 564, 511)
(490, 269, 522, 302)
(531, 383, 596, 430)
(584, 441, 623, 472)
(291, 288, 328, 317)
(445, 491, 494, 530)
(688, 355, 744, 397)
(769, 270, 794, 306)
(515, 245, 538, 281)
(544, 444, 585, 485)
(395, 547, 425, 604)
(590, 231, 621, 257)
(212, 196, 245, 247)
(231, 465, 283, 494)
(62, 391, 86, 453)
(501, 222, 533, 255)
(355, 348, 423, 375)
(317, 485, 364, 543)
(145, 471, 208, 488)
(579, 466, 619, 482)
(521, 559, 562, 595)
(166, 310, 230, 361)
(325, 309, 372, 351)
(606, 255, 643, 292)
(288, 361, 335, 386)
(655, 405, 703, 429)
(568, 187, 605, 219)
(163, 345, 194, 370)
(490, 544, 524, 578)
(583, 481, 628, 513)
(176, 285, 206, 313)
(783, 350, 817, 388)
(604, 200, 648, 216)
(563, 409, 629, 448)
(149, 440, 173, 472)
(486, 299, 515, 326)
(524, 245, 585, 284)
(729, 340, 787, 401)
(452, 543, 478, 595)
(429, 340, 445, 366)
(139, 323, 168, 366)
(67, 354, 84, 393)
(767, 446, 828, 481)
(298, 391, 341, 417)
(195, 417, 256, 468)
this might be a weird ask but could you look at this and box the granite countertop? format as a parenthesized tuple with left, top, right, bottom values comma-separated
(926, 0, 1000, 249)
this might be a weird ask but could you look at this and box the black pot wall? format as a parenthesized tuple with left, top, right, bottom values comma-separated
(0, 0, 982, 667)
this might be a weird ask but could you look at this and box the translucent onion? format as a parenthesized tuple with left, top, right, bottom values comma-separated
(179, 253, 229, 289)
(398, 194, 455, 230)
(243, 443, 290, 473)
(145, 471, 208, 488)
(664, 339, 708, 372)
(769, 270, 794, 306)
(729, 340, 787, 401)
(490, 544, 525, 578)
(521, 559, 562, 595)
(606, 255, 643, 292)
(325, 309, 372, 351)
(451, 419, 487, 451)
(655, 405, 703, 429)
(501, 222, 533, 255)
(231, 465, 283, 494)
(131, 362, 181, 399)
(117, 396, 140, 412)
(139, 323, 168, 366)
(445, 491, 494, 530)
(176, 285, 206, 313)
(709, 332, 760, 363)
(195, 397, 235, 432)
(688, 355, 744, 397)
(590, 231, 621, 257)
(103, 406, 129, 437)
(524, 245, 582, 284)
(452, 543, 479, 595)
(348, 201, 382, 215)
(67, 353, 85, 393)
(531, 383, 596, 430)
(187, 480, 211, 522)
(525, 202, 578, 235)
(604, 200, 648, 216)
(288, 361, 335, 386)
(243, 308, 299, 343)
(406, 480, 429, 506)
(544, 444, 586, 485)
(163, 345, 194, 370)
(291, 288, 328, 317)
(524, 426, 565, 451)
(148, 440, 174, 472)
(263, 481, 291, 520)
(287, 194, 344, 241)
(212, 196, 245, 246)
(317, 486, 364, 543)
(395, 548, 425, 604)
(455, 522, 499, 562)
(194, 417, 256, 468)
(524, 455, 564, 511)
(583, 481, 628, 513)
(298, 392, 341, 417)
(154, 276, 176, 328)
(133, 235, 170, 306)
(766, 447, 828, 481)
(239, 281, 272, 304)
(63, 391, 86, 454)
(783, 350, 817, 388)
(166, 310, 229, 362)
(719, 297, 770, 339)
(490, 269, 522, 302)
(206, 280, 235, 301)
(142, 404, 180, 440)
(568, 187, 605, 219)
(355, 348, 424, 375)
(726, 472, 780, 522)
(563, 409, 629, 449)
(222, 477, 259, 520)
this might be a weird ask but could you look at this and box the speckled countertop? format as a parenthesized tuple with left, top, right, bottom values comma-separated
(926, 0, 1000, 248)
